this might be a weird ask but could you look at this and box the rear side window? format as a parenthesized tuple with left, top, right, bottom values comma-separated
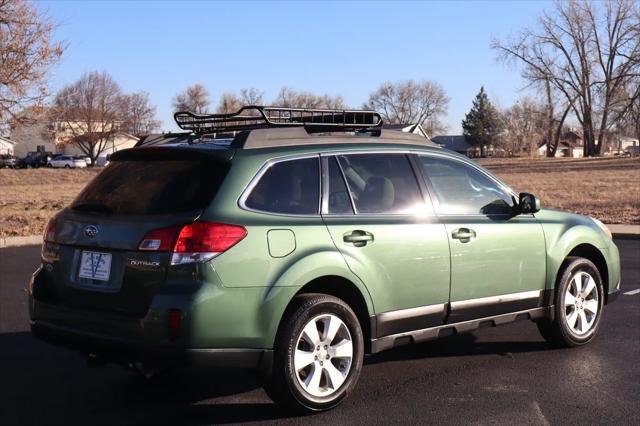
(245, 157, 320, 215)
(72, 160, 227, 215)
(337, 154, 423, 214)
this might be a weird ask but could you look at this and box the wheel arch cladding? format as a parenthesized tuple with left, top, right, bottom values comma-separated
(278, 276, 374, 353)
(543, 223, 610, 292)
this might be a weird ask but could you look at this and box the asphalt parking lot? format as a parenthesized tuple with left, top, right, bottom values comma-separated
(1, 239, 638, 425)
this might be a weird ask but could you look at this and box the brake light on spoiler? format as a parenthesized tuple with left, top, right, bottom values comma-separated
(139, 222, 247, 265)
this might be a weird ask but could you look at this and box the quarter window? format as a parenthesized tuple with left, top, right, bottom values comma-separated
(245, 157, 320, 215)
(336, 154, 424, 214)
(418, 155, 514, 215)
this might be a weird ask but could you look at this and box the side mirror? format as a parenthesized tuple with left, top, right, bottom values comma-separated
(519, 192, 540, 214)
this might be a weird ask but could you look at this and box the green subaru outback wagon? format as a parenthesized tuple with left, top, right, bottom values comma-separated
(29, 106, 620, 412)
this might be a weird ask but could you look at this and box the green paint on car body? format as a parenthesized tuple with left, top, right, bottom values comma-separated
(27, 131, 620, 365)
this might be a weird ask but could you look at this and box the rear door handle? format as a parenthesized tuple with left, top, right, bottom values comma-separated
(451, 228, 476, 243)
(343, 230, 374, 247)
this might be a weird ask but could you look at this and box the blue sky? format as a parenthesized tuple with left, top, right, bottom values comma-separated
(40, 0, 549, 134)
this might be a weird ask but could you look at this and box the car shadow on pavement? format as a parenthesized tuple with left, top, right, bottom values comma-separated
(0, 329, 554, 425)
(0, 331, 295, 425)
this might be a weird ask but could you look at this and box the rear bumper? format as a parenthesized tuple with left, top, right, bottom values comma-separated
(30, 320, 272, 370)
(28, 263, 293, 368)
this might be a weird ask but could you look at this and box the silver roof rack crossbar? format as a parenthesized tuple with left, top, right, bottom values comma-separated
(174, 105, 383, 134)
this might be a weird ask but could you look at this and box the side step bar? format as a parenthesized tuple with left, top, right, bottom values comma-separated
(370, 307, 551, 353)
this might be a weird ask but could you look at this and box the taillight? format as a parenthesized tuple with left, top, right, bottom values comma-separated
(43, 218, 56, 243)
(138, 226, 181, 251)
(138, 222, 247, 265)
(42, 218, 59, 262)
(174, 222, 247, 253)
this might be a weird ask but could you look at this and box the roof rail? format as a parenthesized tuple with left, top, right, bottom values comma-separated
(174, 105, 383, 134)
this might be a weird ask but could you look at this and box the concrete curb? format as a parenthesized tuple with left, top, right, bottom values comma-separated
(1, 223, 638, 248)
(0, 235, 42, 248)
(607, 224, 640, 237)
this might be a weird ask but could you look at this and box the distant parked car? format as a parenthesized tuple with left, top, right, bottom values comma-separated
(622, 146, 640, 157)
(96, 154, 111, 167)
(46, 154, 63, 166)
(49, 155, 87, 169)
(16, 151, 53, 168)
(75, 155, 91, 166)
(0, 154, 17, 168)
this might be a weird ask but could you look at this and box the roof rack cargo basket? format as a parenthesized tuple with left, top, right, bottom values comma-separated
(174, 105, 383, 134)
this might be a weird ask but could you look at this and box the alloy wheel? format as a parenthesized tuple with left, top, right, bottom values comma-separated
(293, 314, 353, 398)
(564, 271, 599, 335)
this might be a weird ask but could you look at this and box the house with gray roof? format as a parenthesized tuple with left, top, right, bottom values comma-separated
(383, 123, 430, 140)
(431, 135, 473, 155)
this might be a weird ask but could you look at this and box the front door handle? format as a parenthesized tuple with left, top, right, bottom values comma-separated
(343, 230, 374, 247)
(451, 228, 476, 243)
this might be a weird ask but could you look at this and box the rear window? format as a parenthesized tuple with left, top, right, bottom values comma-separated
(72, 160, 228, 215)
(337, 153, 424, 214)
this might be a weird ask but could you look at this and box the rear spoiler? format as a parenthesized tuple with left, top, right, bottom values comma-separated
(110, 146, 234, 162)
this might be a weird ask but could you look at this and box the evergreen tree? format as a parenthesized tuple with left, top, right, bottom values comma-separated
(462, 87, 500, 155)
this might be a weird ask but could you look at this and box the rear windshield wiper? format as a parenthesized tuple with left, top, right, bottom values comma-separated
(72, 203, 113, 214)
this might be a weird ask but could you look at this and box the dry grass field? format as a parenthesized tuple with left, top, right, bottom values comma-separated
(0, 156, 638, 237)
(480, 156, 640, 225)
(0, 168, 101, 237)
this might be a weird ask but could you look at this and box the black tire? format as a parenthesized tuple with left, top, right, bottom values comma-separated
(64, 164, 71, 169)
(265, 293, 364, 413)
(537, 257, 604, 347)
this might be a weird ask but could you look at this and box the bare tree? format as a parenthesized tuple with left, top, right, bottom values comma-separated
(216, 93, 241, 115)
(52, 71, 124, 165)
(216, 87, 265, 114)
(9, 105, 55, 156)
(239, 87, 264, 105)
(609, 77, 640, 142)
(275, 87, 347, 109)
(500, 97, 545, 156)
(622, 82, 640, 141)
(172, 83, 210, 113)
(589, 1, 640, 152)
(493, 0, 640, 156)
(0, 0, 64, 127)
(536, 77, 573, 157)
(365, 80, 449, 135)
(120, 92, 160, 136)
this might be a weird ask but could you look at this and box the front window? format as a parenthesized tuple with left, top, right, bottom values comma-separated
(418, 155, 515, 215)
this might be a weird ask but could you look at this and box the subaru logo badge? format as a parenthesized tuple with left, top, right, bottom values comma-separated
(83, 225, 98, 238)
